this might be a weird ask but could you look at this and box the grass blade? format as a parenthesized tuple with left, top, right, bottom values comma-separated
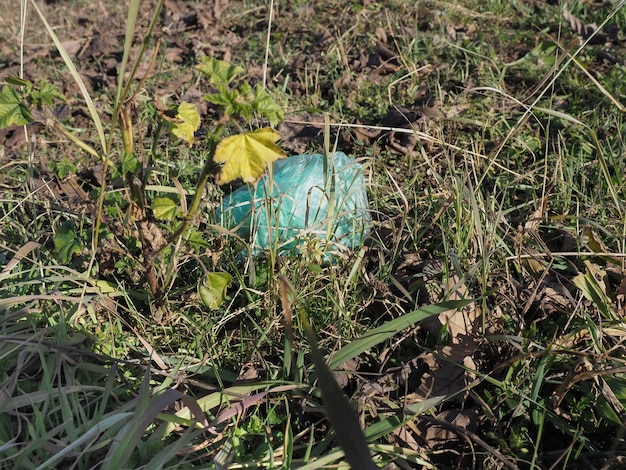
(280, 276, 376, 470)
(29, 0, 107, 155)
(306, 330, 377, 470)
(115, 0, 141, 107)
(34, 413, 133, 470)
(328, 299, 474, 370)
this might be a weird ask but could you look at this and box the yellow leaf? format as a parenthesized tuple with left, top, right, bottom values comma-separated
(170, 102, 200, 146)
(214, 128, 286, 185)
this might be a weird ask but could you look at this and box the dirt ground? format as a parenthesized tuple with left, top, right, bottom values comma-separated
(0, 0, 454, 159)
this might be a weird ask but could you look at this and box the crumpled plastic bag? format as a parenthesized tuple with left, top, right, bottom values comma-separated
(218, 152, 370, 257)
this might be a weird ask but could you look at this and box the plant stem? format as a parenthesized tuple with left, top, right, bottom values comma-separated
(188, 138, 220, 218)
(162, 130, 222, 248)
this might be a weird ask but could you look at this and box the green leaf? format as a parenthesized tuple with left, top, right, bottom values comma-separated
(197, 57, 245, 87)
(573, 261, 615, 320)
(202, 76, 283, 126)
(204, 88, 240, 117)
(31, 81, 64, 107)
(253, 84, 283, 126)
(169, 101, 200, 146)
(184, 227, 210, 252)
(94, 280, 118, 294)
(505, 40, 557, 68)
(0, 85, 32, 128)
(236, 81, 256, 120)
(121, 151, 140, 175)
(50, 157, 76, 179)
(151, 196, 180, 221)
(198, 272, 232, 309)
(602, 377, 626, 426)
(6, 76, 32, 88)
(214, 128, 286, 184)
(328, 299, 475, 370)
(54, 221, 83, 264)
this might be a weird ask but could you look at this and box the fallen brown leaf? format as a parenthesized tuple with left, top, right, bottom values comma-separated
(278, 114, 325, 154)
(423, 407, 480, 448)
(563, 8, 618, 44)
(415, 346, 477, 401)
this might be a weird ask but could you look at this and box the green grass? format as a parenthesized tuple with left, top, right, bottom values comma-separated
(2, 0, 626, 468)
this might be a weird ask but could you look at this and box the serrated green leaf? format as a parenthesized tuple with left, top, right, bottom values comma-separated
(239, 80, 253, 96)
(234, 81, 256, 120)
(54, 221, 83, 264)
(169, 101, 200, 146)
(214, 128, 286, 185)
(121, 151, 140, 175)
(198, 272, 233, 309)
(184, 227, 210, 252)
(31, 81, 64, 107)
(253, 84, 283, 126)
(197, 57, 244, 87)
(204, 91, 232, 107)
(50, 157, 76, 179)
(203, 78, 283, 125)
(204, 88, 241, 117)
(0, 85, 32, 129)
(151, 196, 180, 221)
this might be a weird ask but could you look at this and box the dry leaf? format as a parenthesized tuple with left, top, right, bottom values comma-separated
(539, 285, 573, 316)
(617, 275, 626, 315)
(61, 39, 83, 57)
(416, 347, 477, 402)
(563, 8, 618, 44)
(278, 114, 325, 154)
(424, 408, 480, 448)
(517, 197, 549, 276)
(524, 196, 546, 232)
(440, 275, 480, 343)
(333, 358, 359, 389)
(235, 362, 260, 383)
(391, 426, 421, 451)
(379, 105, 423, 154)
(409, 272, 480, 403)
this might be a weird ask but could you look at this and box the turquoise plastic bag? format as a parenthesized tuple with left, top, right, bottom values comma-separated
(219, 152, 370, 257)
